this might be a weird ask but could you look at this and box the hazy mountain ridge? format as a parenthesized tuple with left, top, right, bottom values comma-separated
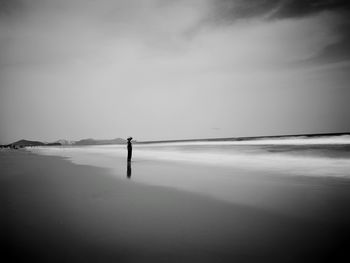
(1, 138, 128, 148)
(55, 139, 74, 145)
(1, 139, 60, 148)
(74, 138, 127, 145)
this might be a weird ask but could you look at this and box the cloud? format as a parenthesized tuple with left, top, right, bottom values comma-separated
(0, 0, 349, 142)
(270, 0, 350, 19)
(1, 0, 348, 68)
(208, 0, 350, 21)
(202, 0, 350, 65)
(0, 0, 21, 15)
(299, 14, 350, 65)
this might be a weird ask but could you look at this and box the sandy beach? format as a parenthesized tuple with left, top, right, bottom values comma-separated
(2, 0, 350, 261)
(2, 149, 350, 262)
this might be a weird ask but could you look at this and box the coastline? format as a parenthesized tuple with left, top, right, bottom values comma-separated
(1, 150, 349, 262)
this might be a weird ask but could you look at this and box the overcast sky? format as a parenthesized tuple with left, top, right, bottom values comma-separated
(0, 0, 349, 143)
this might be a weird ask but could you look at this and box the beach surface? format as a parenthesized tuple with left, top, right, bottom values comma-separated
(2, 147, 350, 262)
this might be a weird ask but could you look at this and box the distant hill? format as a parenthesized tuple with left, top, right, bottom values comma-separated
(74, 138, 127, 145)
(46, 142, 62, 146)
(11, 139, 45, 147)
(55, 139, 74, 145)
(1, 139, 62, 148)
(1, 138, 128, 148)
(7, 139, 46, 148)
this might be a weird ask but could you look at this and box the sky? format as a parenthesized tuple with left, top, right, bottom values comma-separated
(0, 0, 350, 143)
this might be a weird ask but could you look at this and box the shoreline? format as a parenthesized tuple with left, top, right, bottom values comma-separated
(2, 150, 349, 262)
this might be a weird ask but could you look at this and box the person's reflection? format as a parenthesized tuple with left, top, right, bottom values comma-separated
(127, 161, 132, 179)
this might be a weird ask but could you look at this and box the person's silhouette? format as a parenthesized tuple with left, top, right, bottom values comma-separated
(127, 137, 133, 162)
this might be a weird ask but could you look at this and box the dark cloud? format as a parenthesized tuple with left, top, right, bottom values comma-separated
(271, 0, 350, 19)
(303, 21, 350, 65)
(211, 0, 350, 21)
(211, 0, 280, 22)
(207, 0, 350, 65)
(0, 0, 23, 15)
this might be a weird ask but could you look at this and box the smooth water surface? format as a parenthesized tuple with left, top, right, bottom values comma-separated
(30, 135, 350, 221)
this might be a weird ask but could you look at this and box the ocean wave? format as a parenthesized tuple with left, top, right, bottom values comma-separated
(134, 135, 350, 147)
(32, 141, 350, 178)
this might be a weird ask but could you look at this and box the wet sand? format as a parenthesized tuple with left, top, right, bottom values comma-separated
(1, 150, 350, 262)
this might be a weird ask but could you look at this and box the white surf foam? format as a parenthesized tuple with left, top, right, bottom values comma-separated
(31, 137, 350, 179)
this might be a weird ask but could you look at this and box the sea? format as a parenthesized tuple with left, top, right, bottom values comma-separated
(31, 134, 350, 178)
(29, 134, 350, 219)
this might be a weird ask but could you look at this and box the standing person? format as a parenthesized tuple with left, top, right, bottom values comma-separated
(127, 137, 132, 162)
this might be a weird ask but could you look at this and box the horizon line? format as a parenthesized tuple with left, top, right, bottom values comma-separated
(3, 131, 350, 146)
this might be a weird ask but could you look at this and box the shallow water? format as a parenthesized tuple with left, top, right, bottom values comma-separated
(32, 136, 350, 178)
(29, 136, 350, 220)
(4, 151, 349, 263)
